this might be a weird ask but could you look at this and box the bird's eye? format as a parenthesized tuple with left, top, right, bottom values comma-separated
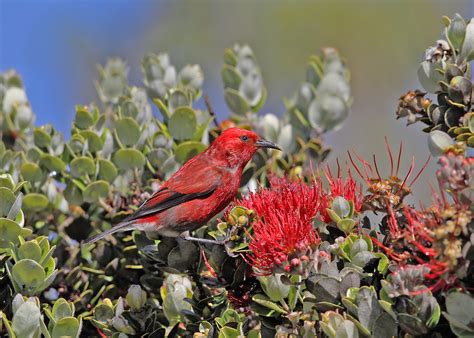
(240, 135, 249, 141)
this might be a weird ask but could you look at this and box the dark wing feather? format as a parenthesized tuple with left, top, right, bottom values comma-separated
(122, 186, 216, 223)
(122, 154, 224, 223)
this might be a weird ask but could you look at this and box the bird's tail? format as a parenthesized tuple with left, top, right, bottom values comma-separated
(83, 221, 135, 245)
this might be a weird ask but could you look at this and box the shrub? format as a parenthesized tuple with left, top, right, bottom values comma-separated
(0, 13, 473, 337)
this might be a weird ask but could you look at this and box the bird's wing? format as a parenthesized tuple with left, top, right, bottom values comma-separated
(123, 158, 222, 222)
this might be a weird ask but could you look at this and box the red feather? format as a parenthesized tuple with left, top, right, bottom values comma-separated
(84, 128, 280, 244)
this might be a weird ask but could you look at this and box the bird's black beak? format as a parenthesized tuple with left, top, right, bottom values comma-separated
(255, 139, 281, 151)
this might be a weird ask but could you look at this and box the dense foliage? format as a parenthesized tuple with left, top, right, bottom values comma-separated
(0, 13, 473, 338)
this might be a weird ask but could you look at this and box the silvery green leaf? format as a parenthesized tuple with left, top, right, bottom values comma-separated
(417, 61, 444, 93)
(460, 19, 474, 61)
(221, 64, 242, 90)
(126, 285, 147, 311)
(237, 56, 257, 77)
(295, 83, 316, 112)
(163, 66, 177, 87)
(235, 44, 254, 59)
(101, 132, 114, 158)
(12, 293, 25, 315)
(239, 71, 263, 107)
(324, 58, 347, 76)
(148, 79, 168, 99)
(178, 64, 204, 92)
(7, 192, 22, 220)
(259, 114, 280, 141)
(16, 104, 34, 128)
(317, 73, 351, 101)
(12, 300, 41, 337)
(159, 53, 171, 68)
(331, 196, 351, 218)
(168, 89, 189, 114)
(448, 14, 466, 50)
(258, 274, 290, 302)
(308, 95, 348, 132)
(131, 87, 152, 122)
(278, 124, 296, 154)
(428, 130, 453, 156)
(162, 274, 194, 325)
(224, 88, 250, 115)
(335, 320, 359, 338)
(3, 87, 27, 114)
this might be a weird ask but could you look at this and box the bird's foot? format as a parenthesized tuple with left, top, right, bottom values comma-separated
(179, 232, 224, 245)
(179, 232, 238, 257)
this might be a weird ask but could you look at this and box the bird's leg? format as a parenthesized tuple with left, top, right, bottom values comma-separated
(179, 231, 224, 245)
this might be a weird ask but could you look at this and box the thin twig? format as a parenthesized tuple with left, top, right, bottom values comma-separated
(204, 94, 220, 128)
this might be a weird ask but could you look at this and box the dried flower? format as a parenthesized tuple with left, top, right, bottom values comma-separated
(348, 140, 430, 224)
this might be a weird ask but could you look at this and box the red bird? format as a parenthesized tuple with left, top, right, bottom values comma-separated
(84, 128, 280, 244)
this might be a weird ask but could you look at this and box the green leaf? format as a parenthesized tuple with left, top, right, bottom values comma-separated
(0, 187, 16, 217)
(40, 154, 66, 172)
(22, 193, 49, 212)
(113, 148, 146, 170)
(167, 241, 199, 271)
(70, 156, 96, 178)
(74, 107, 95, 129)
(93, 304, 115, 323)
(428, 130, 453, 157)
(223, 48, 238, 66)
(252, 85, 267, 112)
(445, 291, 474, 326)
(397, 313, 428, 335)
(224, 88, 250, 115)
(252, 294, 287, 314)
(0, 174, 15, 189)
(152, 98, 170, 120)
(63, 181, 83, 205)
(52, 298, 74, 321)
(374, 253, 389, 274)
(12, 259, 46, 293)
(332, 196, 351, 218)
(79, 130, 103, 153)
(222, 65, 241, 90)
(0, 218, 32, 248)
(52, 317, 81, 338)
(20, 162, 43, 183)
(34, 128, 52, 148)
(18, 241, 42, 262)
(115, 117, 141, 146)
(83, 180, 110, 202)
(174, 141, 206, 164)
(7, 192, 22, 221)
(218, 326, 241, 338)
(168, 107, 197, 141)
(98, 159, 118, 182)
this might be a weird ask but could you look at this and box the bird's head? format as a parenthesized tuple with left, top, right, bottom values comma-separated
(209, 128, 281, 168)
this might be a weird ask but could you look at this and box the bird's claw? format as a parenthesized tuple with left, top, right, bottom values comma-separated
(179, 233, 238, 257)
(180, 234, 224, 245)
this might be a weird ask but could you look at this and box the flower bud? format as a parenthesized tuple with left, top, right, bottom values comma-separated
(237, 215, 248, 226)
(126, 284, 147, 311)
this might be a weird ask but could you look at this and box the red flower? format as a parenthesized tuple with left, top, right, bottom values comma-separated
(235, 176, 321, 274)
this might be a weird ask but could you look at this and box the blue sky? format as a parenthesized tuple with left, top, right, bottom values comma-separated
(1, 0, 161, 132)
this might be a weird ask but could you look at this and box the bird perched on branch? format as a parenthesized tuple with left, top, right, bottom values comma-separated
(84, 128, 280, 245)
